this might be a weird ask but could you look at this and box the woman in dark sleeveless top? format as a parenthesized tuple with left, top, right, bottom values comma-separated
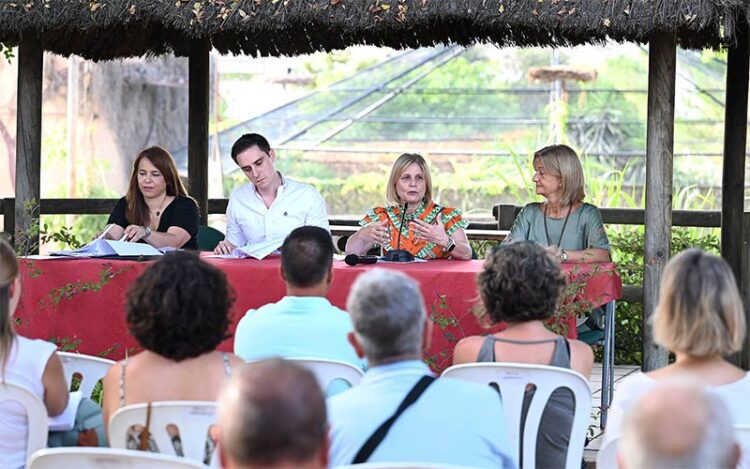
(453, 241, 594, 469)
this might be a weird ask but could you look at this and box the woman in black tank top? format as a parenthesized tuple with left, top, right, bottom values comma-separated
(452, 241, 594, 468)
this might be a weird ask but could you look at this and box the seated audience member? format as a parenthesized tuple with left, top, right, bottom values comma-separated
(345, 153, 472, 260)
(233, 226, 361, 369)
(452, 241, 593, 468)
(327, 269, 515, 468)
(218, 359, 328, 469)
(104, 146, 199, 249)
(0, 238, 68, 468)
(102, 251, 244, 440)
(503, 144, 610, 263)
(603, 249, 750, 447)
(619, 381, 739, 469)
(214, 133, 330, 254)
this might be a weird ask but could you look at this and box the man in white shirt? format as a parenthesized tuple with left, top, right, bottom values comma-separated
(214, 133, 330, 254)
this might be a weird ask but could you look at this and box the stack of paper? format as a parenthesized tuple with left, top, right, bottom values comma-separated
(51, 239, 163, 258)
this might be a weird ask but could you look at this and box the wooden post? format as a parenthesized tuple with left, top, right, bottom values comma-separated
(188, 38, 210, 225)
(642, 33, 676, 371)
(741, 212, 750, 370)
(722, 19, 749, 290)
(14, 36, 43, 254)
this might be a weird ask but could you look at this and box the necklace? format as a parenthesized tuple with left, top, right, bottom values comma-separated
(543, 203, 573, 248)
(150, 194, 168, 217)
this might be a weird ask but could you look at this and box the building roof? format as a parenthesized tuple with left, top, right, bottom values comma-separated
(0, 0, 746, 61)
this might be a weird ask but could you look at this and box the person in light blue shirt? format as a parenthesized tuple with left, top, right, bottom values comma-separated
(233, 226, 361, 371)
(327, 269, 516, 469)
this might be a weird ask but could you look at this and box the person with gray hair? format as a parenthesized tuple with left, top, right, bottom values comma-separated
(327, 268, 515, 468)
(218, 359, 328, 469)
(618, 380, 740, 469)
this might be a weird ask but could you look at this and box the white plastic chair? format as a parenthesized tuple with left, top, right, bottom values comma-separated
(28, 447, 207, 468)
(442, 362, 592, 469)
(595, 437, 619, 469)
(288, 358, 364, 390)
(108, 401, 218, 466)
(58, 351, 116, 399)
(0, 382, 48, 461)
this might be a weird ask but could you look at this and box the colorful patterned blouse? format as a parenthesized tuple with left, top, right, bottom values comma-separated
(359, 200, 469, 259)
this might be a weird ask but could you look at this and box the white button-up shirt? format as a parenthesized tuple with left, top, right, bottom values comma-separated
(225, 172, 330, 248)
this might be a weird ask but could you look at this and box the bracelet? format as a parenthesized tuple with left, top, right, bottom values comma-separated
(143, 226, 152, 239)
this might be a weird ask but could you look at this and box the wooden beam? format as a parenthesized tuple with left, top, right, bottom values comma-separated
(642, 32, 676, 372)
(741, 212, 750, 369)
(188, 38, 210, 225)
(493, 204, 721, 229)
(14, 36, 43, 254)
(722, 18, 749, 293)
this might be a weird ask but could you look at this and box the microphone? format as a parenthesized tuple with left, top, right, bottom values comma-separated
(344, 254, 379, 266)
(382, 202, 415, 263)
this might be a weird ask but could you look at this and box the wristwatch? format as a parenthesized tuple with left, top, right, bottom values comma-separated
(560, 249, 568, 262)
(444, 237, 456, 253)
(143, 226, 152, 239)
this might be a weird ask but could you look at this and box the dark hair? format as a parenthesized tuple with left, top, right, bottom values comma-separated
(231, 133, 272, 164)
(219, 359, 327, 466)
(126, 146, 193, 226)
(281, 227, 333, 288)
(126, 251, 234, 360)
(478, 241, 565, 323)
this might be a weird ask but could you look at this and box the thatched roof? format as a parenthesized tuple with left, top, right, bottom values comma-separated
(0, 0, 747, 61)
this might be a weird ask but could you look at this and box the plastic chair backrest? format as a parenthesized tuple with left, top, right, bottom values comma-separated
(108, 401, 218, 466)
(441, 362, 592, 469)
(28, 447, 207, 469)
(595, 437, 619, 469)
(58, 352, 116, 399)
(288, 358, 364, 390)
(197, 226, 225, 251)
(0, 382, 48, 460)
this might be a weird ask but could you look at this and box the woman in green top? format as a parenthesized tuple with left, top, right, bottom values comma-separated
(504, 144, 611, 263)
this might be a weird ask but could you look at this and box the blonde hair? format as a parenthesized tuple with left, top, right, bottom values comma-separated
(653, 249, 746, 357)
(385, 153, 433, 206)
(533, 144, 585, 206)
(0, 238, 18, 379)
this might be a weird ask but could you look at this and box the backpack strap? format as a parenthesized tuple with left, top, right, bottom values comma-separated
(352, 375, 436, 464)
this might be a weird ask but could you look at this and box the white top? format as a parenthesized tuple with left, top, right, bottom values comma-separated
(0, 335, 56, 469)
(225, 172, 330, 248)
(602, 371, 750, 445)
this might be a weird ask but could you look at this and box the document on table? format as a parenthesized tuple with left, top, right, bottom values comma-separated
(49, 390, 83, 432)
(202, 239, 283, 259)
(51, 239, 163, 257)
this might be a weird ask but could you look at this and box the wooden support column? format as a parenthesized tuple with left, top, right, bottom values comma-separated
(742, 212, 750, 369)
(722, 18, 749, 290)
(188, 38, 210, 225)
(14, 36, 43, 253)
(643, 33, 676, 371)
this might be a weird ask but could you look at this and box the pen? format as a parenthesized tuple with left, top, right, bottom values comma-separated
(118, 234, 128, 242)
(95, 224, 113, 241)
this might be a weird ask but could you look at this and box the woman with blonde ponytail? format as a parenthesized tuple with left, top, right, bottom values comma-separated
(0, 238, 68, 467)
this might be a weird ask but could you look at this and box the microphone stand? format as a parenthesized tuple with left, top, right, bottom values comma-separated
(382, 202, 415, 262)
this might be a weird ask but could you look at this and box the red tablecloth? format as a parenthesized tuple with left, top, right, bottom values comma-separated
(16, 257, 621, 372)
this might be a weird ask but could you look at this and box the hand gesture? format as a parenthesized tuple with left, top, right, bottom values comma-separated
(214, 240, 237, 255)
(411, 217, 449, 246)
(542, 245, 563, 263)
(360, 219, 390, 246)
(123, 225, 150, 243)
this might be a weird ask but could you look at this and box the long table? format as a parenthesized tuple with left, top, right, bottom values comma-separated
(16, 257, 622, 372)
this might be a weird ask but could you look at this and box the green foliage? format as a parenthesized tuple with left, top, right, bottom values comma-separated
(0, 42, 14, 63)
(606, 226, 720, 365)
